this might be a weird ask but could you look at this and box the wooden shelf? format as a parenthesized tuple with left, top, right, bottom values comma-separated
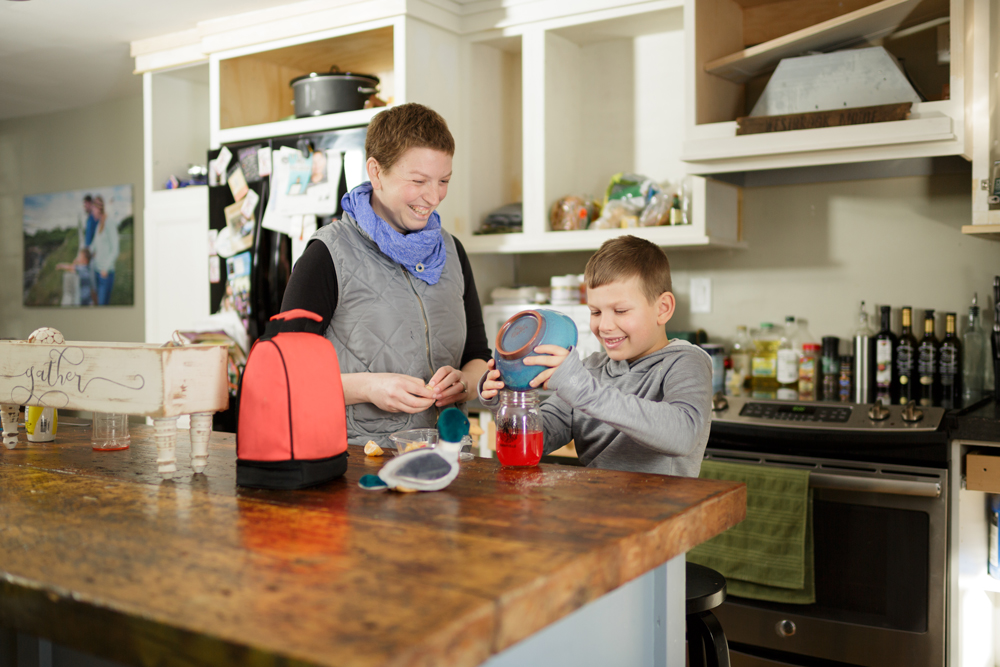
(705, 0, 931, 83)
(216, 106, 387, 145)
(962, 223, 1000, 241)
(458, 226, 746, 254)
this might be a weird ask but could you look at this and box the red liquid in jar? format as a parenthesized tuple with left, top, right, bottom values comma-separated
(496, 429, 544, 466)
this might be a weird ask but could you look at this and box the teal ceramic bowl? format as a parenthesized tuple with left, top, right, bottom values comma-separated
(493, 309, 579, 391)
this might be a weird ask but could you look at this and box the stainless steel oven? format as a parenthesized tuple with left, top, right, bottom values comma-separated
(707, 396, 949, 667)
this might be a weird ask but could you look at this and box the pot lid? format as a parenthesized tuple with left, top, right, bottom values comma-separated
(290, 70, 380, 86)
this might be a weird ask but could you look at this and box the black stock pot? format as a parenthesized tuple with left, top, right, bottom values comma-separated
(290, 67, 380, 118)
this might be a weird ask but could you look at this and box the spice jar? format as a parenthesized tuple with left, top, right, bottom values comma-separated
(798, 342, 820, 401)
(494, 389, 544, 466)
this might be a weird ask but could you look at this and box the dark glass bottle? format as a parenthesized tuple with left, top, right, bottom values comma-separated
(874, 305, 898, 405)
(939, 312, 962, 409)
(894, 306, 919, 405)
(820, 336, 840, 401)
(916, 310, 940, 407)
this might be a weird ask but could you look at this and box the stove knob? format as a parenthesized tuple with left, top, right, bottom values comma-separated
(867, 399, 889, 421)
(712, 392, 728, 412)
(776, 619, 796, 638)
(901, 400, 923, 423)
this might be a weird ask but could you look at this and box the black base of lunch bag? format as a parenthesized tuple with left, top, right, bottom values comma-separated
(236, 451, 349, 490)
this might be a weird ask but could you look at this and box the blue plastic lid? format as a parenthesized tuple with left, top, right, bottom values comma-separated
(990, 494, 1000, 513)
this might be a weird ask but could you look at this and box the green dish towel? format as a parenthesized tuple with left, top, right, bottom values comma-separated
(688, 460, 815, 604)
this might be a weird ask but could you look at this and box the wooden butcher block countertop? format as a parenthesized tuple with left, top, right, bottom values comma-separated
(0, 424, 745, 667)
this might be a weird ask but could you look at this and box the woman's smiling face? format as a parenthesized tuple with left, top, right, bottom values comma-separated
(367, 147, 452, 234)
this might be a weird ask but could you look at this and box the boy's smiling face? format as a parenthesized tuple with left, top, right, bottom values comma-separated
(587, 276, 675, 363)
(368, 147, 452, 234)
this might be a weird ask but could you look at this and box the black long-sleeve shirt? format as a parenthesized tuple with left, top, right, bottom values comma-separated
(280, 237, 492, 367)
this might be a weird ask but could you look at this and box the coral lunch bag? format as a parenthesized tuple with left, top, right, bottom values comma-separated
(236, 309, 348, 489)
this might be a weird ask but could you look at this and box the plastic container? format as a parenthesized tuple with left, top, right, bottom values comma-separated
(493, 389, 543, 466)
(25, 406, 57, 443)
(91, 413, 130, 451)
(990, 494, 1000, 581)
(751, 323, 781, 392)
(776, 316, 799, 400)
(550, 275, 579, 305)
(728, 325, 753, 395)
(493, 309, 579, 391)
(388, 428, 473, 460)
(701, 344, 726, 395)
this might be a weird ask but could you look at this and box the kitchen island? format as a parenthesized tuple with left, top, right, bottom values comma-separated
(0, 424, 745, 667)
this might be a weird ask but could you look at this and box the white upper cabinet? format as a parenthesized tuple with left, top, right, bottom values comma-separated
(133, 0, 997, 250)
(455, 1, 743, 252)
(963, 0, 1000, 239)
(131, 0, 745, 255)
(682, 0, 970, 173)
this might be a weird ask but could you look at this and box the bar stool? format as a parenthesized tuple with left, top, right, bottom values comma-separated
(686, 561, 730, 667)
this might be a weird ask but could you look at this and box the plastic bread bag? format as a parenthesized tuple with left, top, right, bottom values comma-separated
(639, 191, 672, 227)
(591, 199, 630, 229)
(605, 172, 661, 211)
(550, 196, 589, 231)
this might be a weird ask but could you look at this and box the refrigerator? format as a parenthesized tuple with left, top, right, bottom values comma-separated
(207, 126, 368, 430)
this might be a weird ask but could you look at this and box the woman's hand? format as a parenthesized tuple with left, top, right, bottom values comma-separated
(427, 365, 471, 408)
(524, 344, 571, 390)
(479, 359, 505, 401)
(366, 373, 435, 413)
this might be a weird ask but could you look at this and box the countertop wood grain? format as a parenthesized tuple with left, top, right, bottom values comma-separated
(0, 424, 745, 667)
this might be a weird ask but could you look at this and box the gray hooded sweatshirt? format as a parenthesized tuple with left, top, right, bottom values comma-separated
(481, 339, 712, 477)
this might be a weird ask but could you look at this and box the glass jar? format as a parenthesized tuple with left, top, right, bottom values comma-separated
(494, 390, 544, 466)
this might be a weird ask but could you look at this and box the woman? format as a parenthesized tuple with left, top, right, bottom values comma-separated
(280, 104, 491, 447)
(89, 196, 119, 305)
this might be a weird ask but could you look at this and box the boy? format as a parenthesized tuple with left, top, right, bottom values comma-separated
(479, 235, 713, 476)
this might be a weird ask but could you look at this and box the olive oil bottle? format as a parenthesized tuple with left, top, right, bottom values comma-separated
(894, 306, 919, 405)
(916, 310, 940, 407)
(939, 312, 962, 410)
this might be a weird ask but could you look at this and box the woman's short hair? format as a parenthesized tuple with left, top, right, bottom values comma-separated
(365, 103, 454, 173)
(584, 235, 672, 303)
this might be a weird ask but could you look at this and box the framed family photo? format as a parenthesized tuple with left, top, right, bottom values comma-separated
(22, 185, 134, 307)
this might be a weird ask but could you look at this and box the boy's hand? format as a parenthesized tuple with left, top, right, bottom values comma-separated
(523, 345, 571, 390)
(479, 359, 505, 400)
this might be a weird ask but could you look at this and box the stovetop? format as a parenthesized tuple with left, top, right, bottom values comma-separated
(711, 396, 945, 432)
(708, 396, 949, 468)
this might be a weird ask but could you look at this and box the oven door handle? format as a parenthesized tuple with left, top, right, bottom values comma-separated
(809, 473, 941, 498)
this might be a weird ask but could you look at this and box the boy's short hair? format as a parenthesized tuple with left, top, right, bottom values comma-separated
(585, 235, 672, 302)
(365, 103, 455, 173)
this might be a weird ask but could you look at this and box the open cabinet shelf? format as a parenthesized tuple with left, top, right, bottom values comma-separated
(218, 25, 393, 131)
(457, 3, 742, 252)
(705, 0, 936, 83)
(684, 0, 963, 173)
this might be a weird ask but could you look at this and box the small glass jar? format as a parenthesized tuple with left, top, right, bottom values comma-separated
(92, 413, 130, 451)
(494, 390, 544, 466)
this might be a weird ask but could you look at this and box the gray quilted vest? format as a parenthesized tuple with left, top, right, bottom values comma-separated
(311, 213, 467, 446)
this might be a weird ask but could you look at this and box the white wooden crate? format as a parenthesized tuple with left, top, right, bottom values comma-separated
(0, 341, 229, 475)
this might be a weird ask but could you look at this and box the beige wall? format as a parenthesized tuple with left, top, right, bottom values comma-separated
(0, 96, 144, 342)
(510, 172, 1000, 347)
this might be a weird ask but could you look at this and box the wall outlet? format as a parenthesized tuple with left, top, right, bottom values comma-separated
(690, 277, 712, 314)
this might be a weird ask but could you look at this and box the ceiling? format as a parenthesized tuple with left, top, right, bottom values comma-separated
(0, 0, 309, 122)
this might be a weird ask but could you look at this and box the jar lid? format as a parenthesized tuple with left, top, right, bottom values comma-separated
(803, 342, 821, 351)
